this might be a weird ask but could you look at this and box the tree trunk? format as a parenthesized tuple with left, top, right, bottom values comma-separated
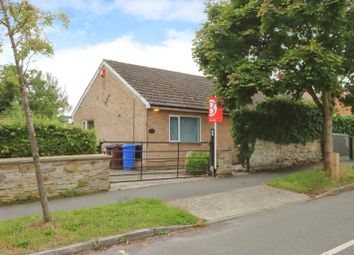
(18, 67, 51, 222)
(322, 92, 333, 173)
(1, 0, 51, 222)
(19, 80, 51, 222)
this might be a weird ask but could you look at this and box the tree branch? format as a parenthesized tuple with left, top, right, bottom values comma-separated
(306, 87, 323, 109)
(0, 1, 13, 34)
(0, 18, 7, 26)
(24, 52, 35, 73)
(0, 2, 10, 29)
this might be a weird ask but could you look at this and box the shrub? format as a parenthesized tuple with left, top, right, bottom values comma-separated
(232, 97, 323, 169)
(333, 115, 354, 136)
(185, 152, 210, 175)
(232, 97, 354, 169)
(0, 119, 97, 158)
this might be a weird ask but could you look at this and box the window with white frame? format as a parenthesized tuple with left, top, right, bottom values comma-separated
(169, 116, 201, 143)
(81, 120, 94, 130)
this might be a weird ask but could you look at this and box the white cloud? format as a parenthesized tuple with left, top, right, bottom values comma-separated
(31, 30, 201, 113)
(31, 0, 205, 22)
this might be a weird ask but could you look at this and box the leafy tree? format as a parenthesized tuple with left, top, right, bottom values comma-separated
(0, 64, 71, 118)
(0, 0, 68, 222)
(341, 84, 354, 114)
(28, 70, 70, 118)
(193, 0, 354, 173)
(0, 65, 18, 113)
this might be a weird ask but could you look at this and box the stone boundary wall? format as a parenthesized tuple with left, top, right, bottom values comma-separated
(250, 140, 321, 171)
(0, 154, 111, 204)
(217, 150, 233, 176)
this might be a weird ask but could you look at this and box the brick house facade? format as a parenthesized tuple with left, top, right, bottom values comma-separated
(72, 60, 234, 155)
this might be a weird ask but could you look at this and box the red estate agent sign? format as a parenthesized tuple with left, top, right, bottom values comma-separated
(208, 97, 223, 123)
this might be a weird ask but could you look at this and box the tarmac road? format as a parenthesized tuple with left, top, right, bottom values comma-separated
(86, 189, 354, 255)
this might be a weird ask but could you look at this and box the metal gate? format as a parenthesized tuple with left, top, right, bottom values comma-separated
(100, 141, 211, 183)
(333, 133, 352, 160)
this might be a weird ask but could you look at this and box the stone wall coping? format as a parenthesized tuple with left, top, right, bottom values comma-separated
(0, 154, 111, 165)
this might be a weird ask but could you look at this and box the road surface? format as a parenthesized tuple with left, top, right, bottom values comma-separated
(85, 189, 354, 255)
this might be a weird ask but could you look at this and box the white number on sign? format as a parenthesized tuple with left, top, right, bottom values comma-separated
(209, 99, 217, 117)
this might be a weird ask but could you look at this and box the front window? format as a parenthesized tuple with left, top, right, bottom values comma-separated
(81, 120, 94, 130)
(169, 116, 201, 143)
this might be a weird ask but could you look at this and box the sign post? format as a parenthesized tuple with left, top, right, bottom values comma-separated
(214, 122, 217, 177)
(208, 97, 223, 177)
(210, 128, 215, 177)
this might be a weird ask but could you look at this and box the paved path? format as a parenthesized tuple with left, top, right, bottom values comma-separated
(109, 169, 191, 183)
(86, 189, 354, 255)
(0, 166, 303, 221)
(169, 185, 307, 222)
(109, 176, 208, 191)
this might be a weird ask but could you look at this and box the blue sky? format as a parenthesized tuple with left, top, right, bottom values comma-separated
(33, 0, 205, 49)
(1, 0, 207, 111)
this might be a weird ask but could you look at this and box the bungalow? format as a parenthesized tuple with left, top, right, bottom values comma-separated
(72, 60, 234, 161)
(73, 59, 333, 172)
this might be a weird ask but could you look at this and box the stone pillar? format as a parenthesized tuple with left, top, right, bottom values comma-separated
(331, 153, 341, 181)
(217, 150, 232, 176)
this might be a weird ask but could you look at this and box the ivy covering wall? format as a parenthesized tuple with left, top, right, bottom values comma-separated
(0, 120, 97, 158)
(232, 97, 353, 168)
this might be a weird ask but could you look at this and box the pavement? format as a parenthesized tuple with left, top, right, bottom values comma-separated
(109, 176, 208, 191)
(169, 184, 308, 222)
(0, 164, 308, 221)
(109, 169, 192, 184)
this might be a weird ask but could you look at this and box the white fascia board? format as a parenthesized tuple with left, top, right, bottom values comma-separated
(154, 106, 230, 115)
(103, 61, 151, 109)
(157, 107, 208, 114)
(72, 61, 104, 118)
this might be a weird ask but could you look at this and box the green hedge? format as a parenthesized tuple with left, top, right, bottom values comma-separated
(185, 152, 210, 176)
(232, 97, 354, 169)
(333, 115, 354, 136)
(0, 121, 97, 158)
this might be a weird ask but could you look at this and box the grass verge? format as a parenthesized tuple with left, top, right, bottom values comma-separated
(0, 198, 198, 255)
(268, 167, 354, 195)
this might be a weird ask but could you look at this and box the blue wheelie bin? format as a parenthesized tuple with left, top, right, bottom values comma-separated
(122, 144, 135, 170)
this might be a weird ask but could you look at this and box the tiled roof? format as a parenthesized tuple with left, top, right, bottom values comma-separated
(105, 60, 215, 111)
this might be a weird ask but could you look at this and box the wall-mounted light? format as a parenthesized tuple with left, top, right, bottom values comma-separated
(153, 108, 160, 112)
(100, 67, 106, 78)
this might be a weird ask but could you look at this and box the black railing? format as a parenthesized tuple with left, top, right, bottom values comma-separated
(100, 140, 211, 182)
